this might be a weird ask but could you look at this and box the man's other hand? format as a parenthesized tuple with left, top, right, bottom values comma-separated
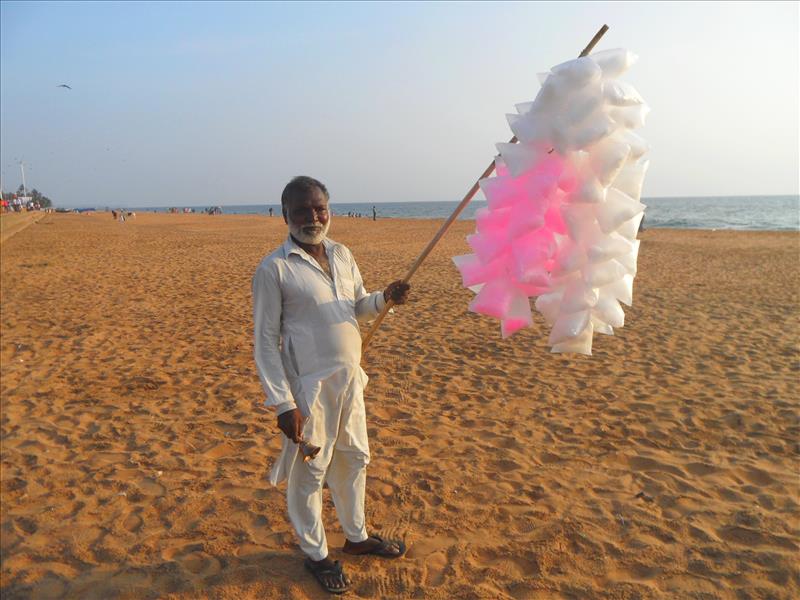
(277, 408, 304, 443)
(383, 281, 410, 304)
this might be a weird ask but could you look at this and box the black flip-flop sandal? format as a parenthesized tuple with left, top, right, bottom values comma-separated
(304, 558, 351, 594)
(345, 534, 406, 558)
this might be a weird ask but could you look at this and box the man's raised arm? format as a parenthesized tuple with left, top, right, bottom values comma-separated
(350, 252, 410, 319)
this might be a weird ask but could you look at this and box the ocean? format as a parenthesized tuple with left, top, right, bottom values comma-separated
(129, 195, 799, 232)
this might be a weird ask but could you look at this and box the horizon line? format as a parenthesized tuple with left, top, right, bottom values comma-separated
(54, 193, 800, 209)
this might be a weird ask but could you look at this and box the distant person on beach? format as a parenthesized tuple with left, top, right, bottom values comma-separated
(372, 206, 376, 221)
(252, 176, 410, 594)
(269, 207, 274, 217)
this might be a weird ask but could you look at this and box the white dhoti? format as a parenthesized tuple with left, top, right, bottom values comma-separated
(272, 367, 371, 560)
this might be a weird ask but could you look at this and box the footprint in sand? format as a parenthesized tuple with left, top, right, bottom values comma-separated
(740, 466, 775, 486)
(214, 420, 247, 436)
(137, 477, 166, 497)
(627, 455, 687, 478)
(181, 552, 222, 576)
(13, 516, 38, 535)
(492, 458, 521, 472)
(685, 462, 720, 476)
(352, 565, 417, 598)
(123, 511, 143, 533)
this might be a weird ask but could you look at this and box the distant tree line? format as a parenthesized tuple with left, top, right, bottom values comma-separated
(1, 185, 53, 208)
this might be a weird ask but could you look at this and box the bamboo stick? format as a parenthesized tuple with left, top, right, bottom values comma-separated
(361, 24, 609, 352)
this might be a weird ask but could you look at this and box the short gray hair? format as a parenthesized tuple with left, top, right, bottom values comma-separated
(281, 176, 329, 211)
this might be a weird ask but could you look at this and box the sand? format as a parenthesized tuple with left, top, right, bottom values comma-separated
(1, 212, 798, 600)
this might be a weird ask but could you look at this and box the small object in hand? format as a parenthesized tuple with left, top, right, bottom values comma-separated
(300, 441, 321, 462)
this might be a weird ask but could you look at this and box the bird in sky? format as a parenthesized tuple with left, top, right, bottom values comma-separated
(56, 84, 72, 90)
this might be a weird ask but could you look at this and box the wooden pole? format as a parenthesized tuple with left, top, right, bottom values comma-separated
(361, 24, 609, 352)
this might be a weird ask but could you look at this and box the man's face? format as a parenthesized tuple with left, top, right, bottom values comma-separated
(284, 187, 331, 245)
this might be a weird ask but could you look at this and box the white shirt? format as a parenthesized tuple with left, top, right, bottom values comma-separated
(252, 236, 386, 416)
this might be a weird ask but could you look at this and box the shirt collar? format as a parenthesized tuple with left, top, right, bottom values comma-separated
(282, 235, 333, 259)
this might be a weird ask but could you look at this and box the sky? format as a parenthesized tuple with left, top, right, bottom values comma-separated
(1, 1, 798, 208)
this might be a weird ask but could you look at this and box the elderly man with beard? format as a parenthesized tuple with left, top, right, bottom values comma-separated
(253, 176, 410, 594)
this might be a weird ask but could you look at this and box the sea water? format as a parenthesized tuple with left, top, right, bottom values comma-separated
(132, 195, 798, 231)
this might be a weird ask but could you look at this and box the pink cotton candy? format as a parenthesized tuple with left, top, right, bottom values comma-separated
(476, 206, 512, 235)
(501, 294, 533, 338)
(453, 254, 503, 288)
(544, 201, 568, 234)
(507, 197, 547, 239)
(467, 230, 508, 263)
(469, 279, 523, 320)
(513, 280, 550, 297)
(511, 228, 554, 285)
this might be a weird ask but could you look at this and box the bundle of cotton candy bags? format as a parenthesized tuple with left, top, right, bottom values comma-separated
(453, 49, 649, 354)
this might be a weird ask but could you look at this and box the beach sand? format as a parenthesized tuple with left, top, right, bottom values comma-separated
(1, 212, 798, 599)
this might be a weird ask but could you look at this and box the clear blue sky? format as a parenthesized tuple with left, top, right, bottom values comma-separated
(1, 1, 798, 208)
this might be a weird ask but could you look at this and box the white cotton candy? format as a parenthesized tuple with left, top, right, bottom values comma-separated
(609, 104, 650, 129)
(596, 188, 645, 233)
(551, 240, 588, 276)
(508, 112, 552, 144)
(603, 80, 645, 106)
(549, 309, 591, 345)
(615, 239, 641, 275)
(591, 316, 614, 335)
(586, 232, 634, 263)
(570, 177, 607, 204)
(496, 141, 545, 178)
(515, 101, 535, 115)
(591, 48, 638, 78)
(593, 291, 626, 327)
(616, 212, 645, 240)
(612, 159, 649, 202)
(589, 138, 631, 187)
(583, 259, 627, 287)
(567, 112, 617, 150)
(535, 291, 563, 325)
(548, 270, 582, 292)
(560, 280, 599, 313)
(565, 80, 604, 126)
(562, 203, 599, 241)
(601, 274, 634, 306)
(550, 56, 602, 86)
(611, 130, 650, 159)
(532, 79, 560, 113)
(551, 321, 594, 355)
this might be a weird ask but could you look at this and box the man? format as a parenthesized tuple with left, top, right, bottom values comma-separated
(253, 176, 410, 594)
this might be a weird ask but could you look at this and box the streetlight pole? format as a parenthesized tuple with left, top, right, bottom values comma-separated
(20, 162, 28, 198)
